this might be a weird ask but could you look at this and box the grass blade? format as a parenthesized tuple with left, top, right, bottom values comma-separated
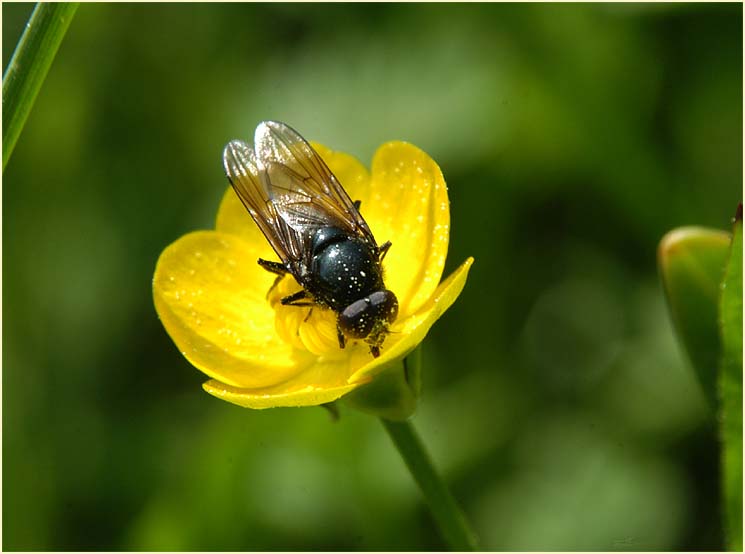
(2, 2, 79, 171)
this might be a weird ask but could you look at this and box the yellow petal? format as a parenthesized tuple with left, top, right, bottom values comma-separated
(363, 142, 450, 318)
(348, 257, 474, 384)
(153, 230, 314, 388)
(202, 357, 373, 409)
(215, 186, 278, 260)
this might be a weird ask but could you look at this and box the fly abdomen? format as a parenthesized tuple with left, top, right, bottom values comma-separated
(309, 226, 384, 311)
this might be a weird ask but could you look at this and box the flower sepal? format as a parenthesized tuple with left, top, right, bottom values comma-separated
(344, 346, 422, 421)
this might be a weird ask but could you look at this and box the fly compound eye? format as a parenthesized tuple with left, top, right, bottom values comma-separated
(338, 290, 399, 339)
(369, 290, 398, 325)
(338, 299, 375, 339)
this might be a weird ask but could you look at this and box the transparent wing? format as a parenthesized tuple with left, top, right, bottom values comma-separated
(222, 139, 304, 267)
(253, 120, 377, 245)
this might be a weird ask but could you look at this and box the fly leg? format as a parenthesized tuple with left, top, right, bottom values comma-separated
(303, 307, 314, 322)
(263, 266, 315, 320)
(280, 289, 314, 307)
(336, 325, 346, 350)
(378, 241, 392, 262)
(259, 260, 315, 311)
(258, 258, 287, 275)
(258, 258, 289, 298)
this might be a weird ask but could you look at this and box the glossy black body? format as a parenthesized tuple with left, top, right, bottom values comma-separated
(305, 226, 384, 312)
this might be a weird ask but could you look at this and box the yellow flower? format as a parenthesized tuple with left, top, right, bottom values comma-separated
(152, 138, 473, 411)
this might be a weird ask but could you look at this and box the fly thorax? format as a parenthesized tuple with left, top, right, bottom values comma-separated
(310, 235, 384, 311)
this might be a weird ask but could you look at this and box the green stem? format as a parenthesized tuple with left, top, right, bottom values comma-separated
(381, 418, 480, 551)
(2, 2, 79, 171)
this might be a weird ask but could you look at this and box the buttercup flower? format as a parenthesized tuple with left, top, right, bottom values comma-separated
(153, 136, 473, 412)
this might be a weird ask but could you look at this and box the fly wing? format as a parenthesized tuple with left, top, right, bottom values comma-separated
(222, 139, 304, 267)
(253, 121, 377, 246)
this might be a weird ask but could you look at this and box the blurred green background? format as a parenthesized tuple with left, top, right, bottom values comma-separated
(3, 2, 742, 550)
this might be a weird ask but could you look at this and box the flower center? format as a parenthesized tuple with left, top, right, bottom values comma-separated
(268, 275, 344, 357)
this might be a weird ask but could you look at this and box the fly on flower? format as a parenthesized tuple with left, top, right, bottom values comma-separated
(223, 121, 398, 358)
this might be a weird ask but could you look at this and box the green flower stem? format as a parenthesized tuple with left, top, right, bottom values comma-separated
(2, 2, 79, 171)
(381, 418, 480, 551)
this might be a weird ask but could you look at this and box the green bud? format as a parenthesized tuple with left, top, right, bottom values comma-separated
(658, 226, 731, 407)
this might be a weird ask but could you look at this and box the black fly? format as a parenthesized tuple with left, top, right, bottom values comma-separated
(222, 121, 398, 358)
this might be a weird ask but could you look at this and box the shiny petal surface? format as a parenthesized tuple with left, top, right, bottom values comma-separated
(215, 186, 275, 253)
(202, 357, 373, 409)
(348, 257, 474, 384)
(153, 230, 314, 388)
(363, 142, 450, 318)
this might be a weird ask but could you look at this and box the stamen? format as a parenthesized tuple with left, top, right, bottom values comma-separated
(270, 275, 343, 356)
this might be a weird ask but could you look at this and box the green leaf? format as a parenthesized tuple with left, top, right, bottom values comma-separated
(2, 2, 79, 172)
(658, 226, 732, 407)
(719, 205, 742, 552)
